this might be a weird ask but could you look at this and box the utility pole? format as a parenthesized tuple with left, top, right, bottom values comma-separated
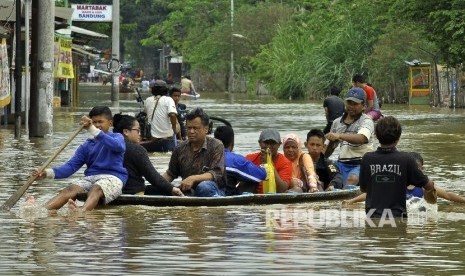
(14, 0, 22, 138)
(29, 0, 54, 137)
(24, 0, 31, 136)
(110, 0, 120, 106)
(229, 0, 234, 93)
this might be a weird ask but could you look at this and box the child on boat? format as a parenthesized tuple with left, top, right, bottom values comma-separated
(33, 106, 128, 211)
(113, 114, 183, 196)
(304, 129, 343, 191)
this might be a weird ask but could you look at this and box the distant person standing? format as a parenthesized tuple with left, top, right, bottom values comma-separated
(142, 81, 178, 152)
(165, 73, 175, 85)
(181, 75, 196, 95)
(352, 74, 382, 121)
(169, 87, 188, 140)
(323, 85, 345, 134)
(149, 75, 160, 88)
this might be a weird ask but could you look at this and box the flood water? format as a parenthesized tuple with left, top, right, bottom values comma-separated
(1, 85, 465, 274)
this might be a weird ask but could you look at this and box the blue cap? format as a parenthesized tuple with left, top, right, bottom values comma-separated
(345, 87, 365, 103)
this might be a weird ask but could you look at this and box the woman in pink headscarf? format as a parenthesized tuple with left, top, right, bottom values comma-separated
(283, 134, 319, 193)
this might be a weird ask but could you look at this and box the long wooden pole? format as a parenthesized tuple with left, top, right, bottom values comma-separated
(1, 124, 85, 211)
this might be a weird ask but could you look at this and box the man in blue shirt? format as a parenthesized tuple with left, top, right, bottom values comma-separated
(214, 125, 267, 195)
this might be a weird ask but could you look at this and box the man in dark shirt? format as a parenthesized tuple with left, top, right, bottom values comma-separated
(359, 116, 437, 218)
(323, 85, 345, 134)
(163, 108, 225, 197)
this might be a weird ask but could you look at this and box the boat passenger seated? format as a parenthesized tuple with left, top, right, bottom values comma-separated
(213, 125, 266, 196)
(282, 133, 319, 193)
(113, 113, 183, 197)
(245, 128, 293, 193)
(304, 129, 343, 191)
(162, 108, 225, 197)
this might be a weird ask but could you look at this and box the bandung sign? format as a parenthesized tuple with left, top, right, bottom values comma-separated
(71, 4, 112, 22)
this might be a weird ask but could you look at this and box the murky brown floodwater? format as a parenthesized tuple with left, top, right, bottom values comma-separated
(1, 85, 465, 274)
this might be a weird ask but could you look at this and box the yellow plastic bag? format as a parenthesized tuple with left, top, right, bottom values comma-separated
(262, 150, 276, 193)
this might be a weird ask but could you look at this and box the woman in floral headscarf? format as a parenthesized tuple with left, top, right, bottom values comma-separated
(282, 133, 319, 193)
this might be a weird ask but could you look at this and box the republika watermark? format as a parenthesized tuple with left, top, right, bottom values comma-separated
(266, 208, 432, 229)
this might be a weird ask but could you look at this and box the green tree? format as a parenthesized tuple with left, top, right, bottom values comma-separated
(395, 0, 465, 66)
(368, 23, 435, 103)
(251, 0, 391, 99)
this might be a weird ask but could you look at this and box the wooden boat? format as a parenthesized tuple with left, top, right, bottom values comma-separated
(78, 187, 360, 207)
(181, 92, 200, 99)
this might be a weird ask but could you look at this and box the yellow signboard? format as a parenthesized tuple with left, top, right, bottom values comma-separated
(408, 65, 431, 105)
(54, 37, 75, 79)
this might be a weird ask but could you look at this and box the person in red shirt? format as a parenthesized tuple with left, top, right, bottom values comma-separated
(352, 74, 382, 121)
(245, 128, 292, 193)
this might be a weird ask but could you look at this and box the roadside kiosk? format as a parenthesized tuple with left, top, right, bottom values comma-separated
(405, 60, 431, 105)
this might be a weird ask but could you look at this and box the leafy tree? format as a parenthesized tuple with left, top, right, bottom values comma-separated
(395, 0, 465, 66)
(65, 0, 459, 104)
(368, 23, 435, 103)
(251, 0, 391, 99)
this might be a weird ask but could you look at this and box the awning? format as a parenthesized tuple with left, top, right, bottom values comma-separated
(66, 26, 108, 39)
(72, 46, 99, 59)
(56, 25, 108, 45)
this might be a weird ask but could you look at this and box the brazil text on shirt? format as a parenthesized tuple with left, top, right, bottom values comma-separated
(369, 164, 401, 176)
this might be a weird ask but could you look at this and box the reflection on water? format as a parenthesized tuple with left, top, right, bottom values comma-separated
(1, 87, 465, 274)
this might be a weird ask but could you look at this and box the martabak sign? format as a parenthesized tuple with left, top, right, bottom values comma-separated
(71, 4, 112, 22)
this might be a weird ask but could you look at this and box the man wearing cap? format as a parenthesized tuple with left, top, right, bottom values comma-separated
(245, 128, 293, 193)
(142, 80, 178, 152)
(324, 87, 374, 189)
